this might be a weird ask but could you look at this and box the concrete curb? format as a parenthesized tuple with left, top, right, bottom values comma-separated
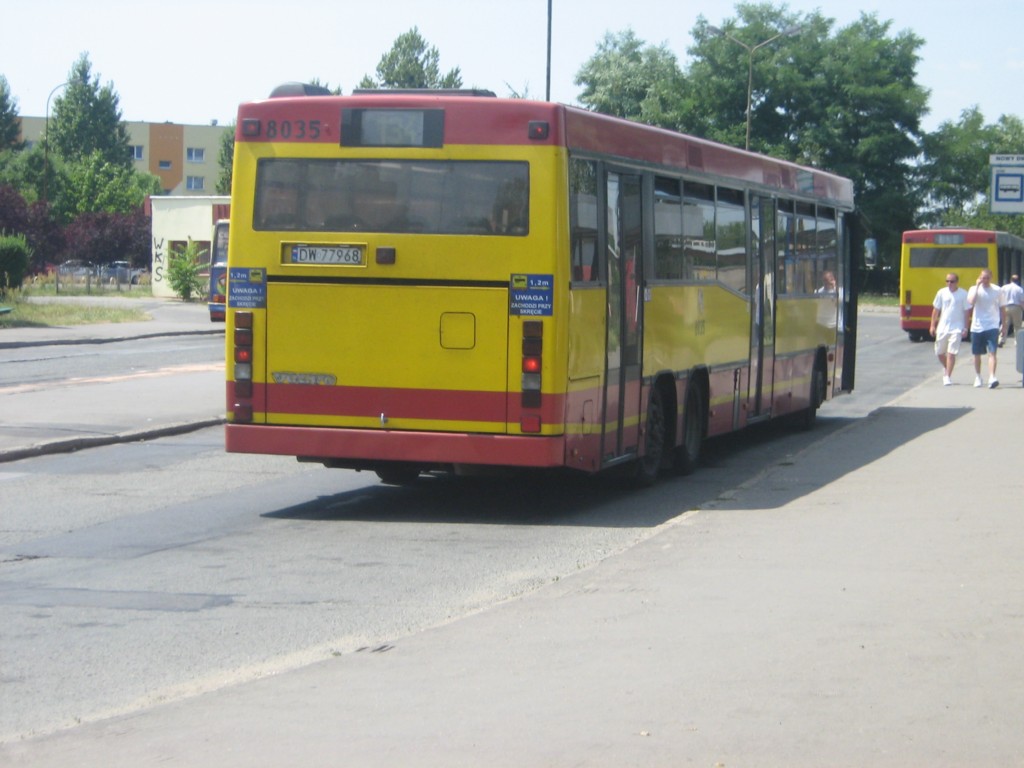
(0, 417, 226, 464)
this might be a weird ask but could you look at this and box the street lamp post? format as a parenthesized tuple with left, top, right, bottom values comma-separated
(42, 80, 73, 205)
(707, 24, 804, 151)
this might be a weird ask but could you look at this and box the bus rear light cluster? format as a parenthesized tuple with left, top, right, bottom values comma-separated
(521, 321, 543, 424)
(233, 312, 254, 422)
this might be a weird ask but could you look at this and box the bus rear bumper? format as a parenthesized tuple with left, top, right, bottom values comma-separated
(225, 424, 567, 469)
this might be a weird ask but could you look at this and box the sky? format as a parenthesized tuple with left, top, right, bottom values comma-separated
(3, 0, 1022, 135)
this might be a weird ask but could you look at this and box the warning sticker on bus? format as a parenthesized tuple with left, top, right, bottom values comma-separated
(228, 267, 267, 309)
(510, 273, 553, 316)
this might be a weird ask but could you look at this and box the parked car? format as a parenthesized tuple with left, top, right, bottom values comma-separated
(98, 261, 146, 285)
(57, 260, 96, 283)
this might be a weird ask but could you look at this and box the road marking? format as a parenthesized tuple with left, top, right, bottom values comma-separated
(0, 363, 224, 395)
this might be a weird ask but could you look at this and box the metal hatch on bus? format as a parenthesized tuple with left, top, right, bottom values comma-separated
(263, 277, 511, 435)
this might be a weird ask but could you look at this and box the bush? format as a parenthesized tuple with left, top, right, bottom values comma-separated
(166, 238, 206, 301)
(0, 232, 31, 297)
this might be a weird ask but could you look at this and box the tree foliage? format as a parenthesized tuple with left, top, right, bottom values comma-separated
(575, 3, 932, 262)
(0, 75, 23, 150)
(574, 30, 688, 129)
(360, 27, 462, 89)
(166, 238, 207, 301)
(61, 151, 161, 217)
(62, 210, 150, 268)
(216, 122, 235, 195)
(0, 233, 31, 295)
(48, 53, 132, 169)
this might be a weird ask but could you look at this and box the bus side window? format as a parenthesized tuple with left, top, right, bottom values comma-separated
(570, 158, 600, 283)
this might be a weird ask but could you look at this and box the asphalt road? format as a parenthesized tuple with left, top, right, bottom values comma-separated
(5, 309, 1023, 765)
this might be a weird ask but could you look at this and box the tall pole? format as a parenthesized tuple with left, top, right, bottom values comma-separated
(707, 25, 804, 151)
(42, 80, 72, 205)
(546, 0, 552, 101)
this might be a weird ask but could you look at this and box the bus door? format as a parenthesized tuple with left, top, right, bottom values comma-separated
(602, 171, 644, 462)
(749, 195, 777, 418)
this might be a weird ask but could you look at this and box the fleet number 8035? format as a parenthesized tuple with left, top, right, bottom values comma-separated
(264, 119, 322, 140)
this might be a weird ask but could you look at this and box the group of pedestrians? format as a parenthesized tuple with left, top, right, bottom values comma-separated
(929, 269, 1024, 388)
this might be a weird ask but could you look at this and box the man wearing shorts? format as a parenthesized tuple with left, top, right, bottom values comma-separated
(967, 268, 1006, 388)
(930, 272, 969, 386)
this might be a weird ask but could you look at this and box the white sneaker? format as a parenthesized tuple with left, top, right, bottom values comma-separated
(989, 378, 999, 389)
(974, 376, 983, 388)
(943, 375, 952, 386)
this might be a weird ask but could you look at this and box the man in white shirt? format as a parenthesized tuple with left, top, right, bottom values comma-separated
(999, 274, 1024, 346)
(967, 268, 1005, 388)
(929, 272, 970, 386)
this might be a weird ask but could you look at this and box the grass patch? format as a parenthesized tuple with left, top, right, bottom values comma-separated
(0, 293, 149, 328)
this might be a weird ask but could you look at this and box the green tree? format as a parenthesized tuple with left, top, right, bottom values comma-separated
(574, 30, 688, 129)
(918, 107, 995, 224)
(61, 151, 161, 218)
(576, 3, 931, 265)
(166, 238, 207, 301)
(920, 112, 1024, 238)
(0, 232, 31, 296)
(0, 75, 24, 150)
(48, 53, 132, 169)
(359, 27, 462, 89)
(216, 122, 235, 195)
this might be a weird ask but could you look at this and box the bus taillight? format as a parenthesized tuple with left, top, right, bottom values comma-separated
(521, 321, 543, 414)
(233, 312, 254, 421)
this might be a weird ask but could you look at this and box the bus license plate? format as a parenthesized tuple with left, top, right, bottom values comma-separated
(290, 245, 364, 265)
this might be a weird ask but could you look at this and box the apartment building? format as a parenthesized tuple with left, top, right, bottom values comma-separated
(17, 117, 231, 196)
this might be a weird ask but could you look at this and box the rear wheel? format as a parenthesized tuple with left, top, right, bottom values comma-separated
(634, 387, 666, 487)
(797, 357, 826, 430)
(674, 382, 704, 476)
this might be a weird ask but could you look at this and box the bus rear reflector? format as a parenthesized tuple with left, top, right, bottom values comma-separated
(521, 415, 542, 433)
(241, 119, 261, 138)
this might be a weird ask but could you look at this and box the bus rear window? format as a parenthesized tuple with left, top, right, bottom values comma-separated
(254, 159, 529, 236)
(909, 246, 989, 268)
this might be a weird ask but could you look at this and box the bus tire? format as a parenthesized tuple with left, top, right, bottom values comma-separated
(674, 382, 704, 476)
(634, 386, 666, 487)
(798, 355, 826, 431)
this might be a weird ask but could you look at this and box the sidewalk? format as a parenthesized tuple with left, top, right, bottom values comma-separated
(0, 296, 222, 350)
(2, 318, 1024, 764)
(0, 297, 224, 462)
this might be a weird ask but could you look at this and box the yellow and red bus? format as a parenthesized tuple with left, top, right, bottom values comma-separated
(224, 85, 857, 485)
(899, 228, 1024, 341)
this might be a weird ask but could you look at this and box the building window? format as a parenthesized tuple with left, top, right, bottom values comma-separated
(159, 160, 172, 170)
(187, 176, 206, 191)
(187, 147, 205, 163)
(130, 145, 144, 160)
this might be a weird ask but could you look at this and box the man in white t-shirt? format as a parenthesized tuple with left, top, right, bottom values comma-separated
(967, 268, 1005, 388)
(999, 274, 1024, 346)
(930, 272, 970, 386)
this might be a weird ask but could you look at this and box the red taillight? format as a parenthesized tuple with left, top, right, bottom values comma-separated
(521, 321, 542, 409)
(233, 312, 254, 423)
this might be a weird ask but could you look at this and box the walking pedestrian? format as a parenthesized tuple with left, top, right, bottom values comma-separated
(929, 272, 970, 385)
(999, 274, 1024, 346)
(967, 268, 1005, 388)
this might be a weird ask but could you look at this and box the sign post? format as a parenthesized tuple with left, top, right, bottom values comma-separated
(990, 154, 1024, 215)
